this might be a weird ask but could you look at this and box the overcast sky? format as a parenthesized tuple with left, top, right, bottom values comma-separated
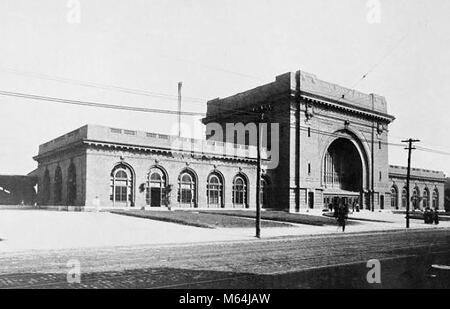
(0, 0, 449, 175)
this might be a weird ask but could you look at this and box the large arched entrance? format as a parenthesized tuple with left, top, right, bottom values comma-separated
(322, 136, 368, 209)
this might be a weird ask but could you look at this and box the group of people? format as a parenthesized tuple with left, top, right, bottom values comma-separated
(423, 207, 439, 225)
(329, 200, 440, 231)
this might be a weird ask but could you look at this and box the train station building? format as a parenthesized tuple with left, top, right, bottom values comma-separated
(32, 70, 446, 212)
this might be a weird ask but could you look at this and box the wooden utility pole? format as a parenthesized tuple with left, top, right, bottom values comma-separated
(371, 94, 375, 212)
(256, 118, 262, 238)
(178, 82, 182, 137)
(253, 105, 271, 239)
(402, 138, 420, 228)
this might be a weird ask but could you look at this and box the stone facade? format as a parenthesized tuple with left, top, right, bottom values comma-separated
(34, 125, 266, 210)
(389, 165, 445, 210)
(203, 70, 443, 212)
(33, 69, 446, 212)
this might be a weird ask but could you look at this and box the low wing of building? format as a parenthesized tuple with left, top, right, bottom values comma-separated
(33, 125, 269, 209)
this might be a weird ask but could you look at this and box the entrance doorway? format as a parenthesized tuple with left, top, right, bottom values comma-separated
(147, 168, 166, 207)
(324, 194, 361, 212)
(323, 136, 367, 209)
(308, 192, 314, 209)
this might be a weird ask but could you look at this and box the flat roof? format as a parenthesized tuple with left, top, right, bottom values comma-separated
(205, 70, 394, 121)
(389, 165, 446, 181)
(36, 124, 267, 161)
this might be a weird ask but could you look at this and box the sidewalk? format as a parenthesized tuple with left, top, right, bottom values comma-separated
(0, 210, 448, 253)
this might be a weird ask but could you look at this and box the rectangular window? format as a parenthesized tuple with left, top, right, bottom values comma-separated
(374, 193, 379, 206)
(115, 186, 127, 202)
(379, 171, 382, 181)
(308, 127, 311, 137)
(181, 189, 192, 204)
(234, 191, 244, 204)
(308, 192, 314, 209)
(308, 163, 311, 175)
(209, 190, 219, 205)
(379, 140, 382, 149)
(110, 128, 122, 134)
(114, 188, 120, 201)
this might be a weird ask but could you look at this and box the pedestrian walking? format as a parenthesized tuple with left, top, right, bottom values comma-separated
(336, 203, 348, 232)
(433, 210, 440, 225)
(424, 207, 432, 224)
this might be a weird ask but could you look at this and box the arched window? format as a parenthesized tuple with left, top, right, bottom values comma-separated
(260, 177, 270, 209)
(110, 164, 134, 207)
(146, 167, 166, 207)
(423, 188, 430, 208)
(207, 173, 224, 208)
(54, 166, 63, 205)
(432, 189, 439, 209)
(412, 187, 420, 209)
(391, 186, 398, 209)
(401, 187, 407, 208)
(43, 169, 51, 205)
(67, 163, 77, 205)
(178, 170, 197, 207)
(233, 174, 248, 208)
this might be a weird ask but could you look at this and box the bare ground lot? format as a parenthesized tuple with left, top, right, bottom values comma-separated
(1, 209, 449, 253)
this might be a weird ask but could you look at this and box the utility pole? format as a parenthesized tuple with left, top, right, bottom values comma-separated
(178, 82, 182, 137)
(402, 138, 420, 229)
(253, 105, 271, 239)
(370, 94, 375, 212)
(256, 116, 262, 238)
(295, 71, 301, 213)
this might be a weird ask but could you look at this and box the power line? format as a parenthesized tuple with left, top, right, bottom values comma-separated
(203, 103, 440, 150)
(349, 32, 411, 91)
(158, 54, 267, 82)
(415, 146, 450, 157)
(0, 66, 208, 105)
(0, 86, 408, 148)
(319, 19, 429, 105)
(0, 90, 206, 117)
(3, 86, 450, 160)
(204, 101, 450, 157)
(2, 77, 450, 158)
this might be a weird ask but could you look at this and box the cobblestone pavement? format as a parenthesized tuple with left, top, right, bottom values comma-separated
(1, 229, 449, 288)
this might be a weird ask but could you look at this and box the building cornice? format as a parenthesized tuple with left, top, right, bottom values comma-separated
(297, 91, 395, 123)
(389, 172, 446, 184)
(35, 139, 263, 164)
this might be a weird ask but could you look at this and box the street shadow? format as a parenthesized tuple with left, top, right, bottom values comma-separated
(2, 255, 450, 289)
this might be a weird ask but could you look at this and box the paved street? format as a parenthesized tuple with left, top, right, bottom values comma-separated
(1, 229, 449, 288)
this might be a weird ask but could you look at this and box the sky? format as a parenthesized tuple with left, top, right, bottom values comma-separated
(0, 0, 450, 175)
